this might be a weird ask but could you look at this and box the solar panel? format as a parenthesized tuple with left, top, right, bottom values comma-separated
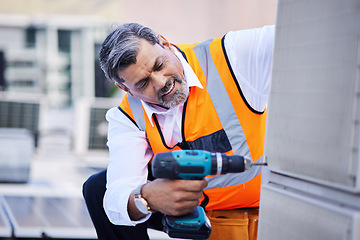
(0, 128, 34, 183)
(0, 101, 39, 131)
(0, 197, 11, 238)
(0, 92, 43, 147)
(2, 196, 96, 239)
(88, 107, 108, 150)
(74, 97, 122, 156)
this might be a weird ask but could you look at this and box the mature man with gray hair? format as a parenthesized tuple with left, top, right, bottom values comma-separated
(83, 22, 274, 240)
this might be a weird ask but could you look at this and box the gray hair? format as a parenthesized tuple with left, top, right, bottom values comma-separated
(99, 23, 161, 83)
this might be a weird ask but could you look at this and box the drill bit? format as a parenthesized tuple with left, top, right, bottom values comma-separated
(244, 157, 267, 170)
(251, 162, 268, 166)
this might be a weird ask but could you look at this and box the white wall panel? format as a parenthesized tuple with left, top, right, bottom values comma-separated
(266, 0, 360, 192)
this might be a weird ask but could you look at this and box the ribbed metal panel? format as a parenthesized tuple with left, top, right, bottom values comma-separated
(265, 0, 360, 192)
(258, 184, 360, 240)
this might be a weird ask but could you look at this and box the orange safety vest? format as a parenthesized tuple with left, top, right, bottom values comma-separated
(118, 35, 267, 211)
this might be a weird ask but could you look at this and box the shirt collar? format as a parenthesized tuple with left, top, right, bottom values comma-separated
(141, 46, 203, 125)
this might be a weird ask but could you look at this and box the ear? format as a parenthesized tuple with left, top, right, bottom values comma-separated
(158, 35, 172, 51)
(115, 82, 134, 96)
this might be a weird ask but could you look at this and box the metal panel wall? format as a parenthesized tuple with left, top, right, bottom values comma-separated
(259, 0, 360, 239)
(265, 0, 360, 192)
(258, 184, 360, 240)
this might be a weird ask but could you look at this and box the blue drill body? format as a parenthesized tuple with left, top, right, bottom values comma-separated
(152, 149, 250, 239)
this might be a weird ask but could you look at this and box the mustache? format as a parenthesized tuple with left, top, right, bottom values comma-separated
(159, 75, 184, 94)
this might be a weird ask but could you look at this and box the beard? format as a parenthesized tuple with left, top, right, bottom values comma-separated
(157, 75, 189, 109)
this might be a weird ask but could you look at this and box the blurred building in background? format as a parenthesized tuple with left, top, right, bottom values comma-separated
(0, 2, 277, 238)
(0, 14, 112, 107)
(0, 0, 277, 157)
(0, 0, 277, 108)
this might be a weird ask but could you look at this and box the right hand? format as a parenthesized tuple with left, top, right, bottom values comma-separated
(142, 178, 208, 216)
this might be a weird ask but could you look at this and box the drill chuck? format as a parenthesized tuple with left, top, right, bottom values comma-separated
(210, 152, 252, 175)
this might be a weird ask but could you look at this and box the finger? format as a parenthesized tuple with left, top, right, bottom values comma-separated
(170, 200, 200, 216)
(177, 180, 208, 192)
(171, 190, 204, 203)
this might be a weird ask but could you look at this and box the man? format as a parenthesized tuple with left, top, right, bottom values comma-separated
(83, 22, 274, 240)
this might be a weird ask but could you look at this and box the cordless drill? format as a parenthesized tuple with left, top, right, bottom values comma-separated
(151, 149, 261, 239)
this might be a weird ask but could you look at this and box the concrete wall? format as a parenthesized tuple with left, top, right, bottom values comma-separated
(120, 0, 277, 44)
(0, 0, 278, 44)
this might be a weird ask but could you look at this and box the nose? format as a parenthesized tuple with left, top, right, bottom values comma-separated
(151, 72, 168, 91)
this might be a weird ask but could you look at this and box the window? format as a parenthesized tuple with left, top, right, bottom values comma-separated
(25, 26, 36, 48)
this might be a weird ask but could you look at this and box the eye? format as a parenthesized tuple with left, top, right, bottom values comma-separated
(154, 60, 164, 71)
(138, 79, 149, 90)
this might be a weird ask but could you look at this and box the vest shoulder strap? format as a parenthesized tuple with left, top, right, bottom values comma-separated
(119, 94, 146, 132)
(191, 36, 251, 158)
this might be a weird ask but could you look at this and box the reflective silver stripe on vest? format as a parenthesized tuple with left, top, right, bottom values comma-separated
(127, 94, 146, 131)
(193, 39, 263, 188)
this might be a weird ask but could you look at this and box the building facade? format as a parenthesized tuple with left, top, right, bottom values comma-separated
(0, 14, 111, 107)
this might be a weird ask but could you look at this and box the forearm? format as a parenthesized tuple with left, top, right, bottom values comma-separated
(105, 108, 153, 225)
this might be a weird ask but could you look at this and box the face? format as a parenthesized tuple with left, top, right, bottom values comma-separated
(117, 36, 189, 109)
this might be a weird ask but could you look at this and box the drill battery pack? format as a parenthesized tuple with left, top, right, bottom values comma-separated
(162, 206, 211, 239)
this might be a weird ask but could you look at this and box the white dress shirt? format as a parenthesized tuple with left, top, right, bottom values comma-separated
(104, 25, 275, 226)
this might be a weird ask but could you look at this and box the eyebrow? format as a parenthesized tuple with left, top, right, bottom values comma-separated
(134, 56, 162, 89)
